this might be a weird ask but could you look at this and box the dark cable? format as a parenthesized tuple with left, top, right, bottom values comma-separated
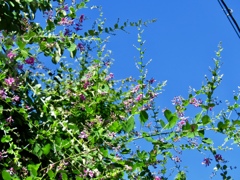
(217, 0, 240, 38)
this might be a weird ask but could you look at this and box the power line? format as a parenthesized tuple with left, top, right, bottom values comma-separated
(217, 0, 240, 38)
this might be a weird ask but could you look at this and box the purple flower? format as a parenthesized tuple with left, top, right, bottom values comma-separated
(79, 15, 84, 23)
(44, 10, 54, 21)
(12, 95, 20, 102)
(148, 78, 156, 84)
(64, 4, 69, 11)
(64, 28, 72, 36)
(7, 51, 16, 60)
(0, 150, 7, 161)
(79, 131, 88, 139)
(131, 85, 140, 93)
(25, 57, 34, 65)
(172, 156, 181, 162)
(77, 43, 84, 51)
(0, 89, 7, 99)
(202, 158, 212, 166)
(83, 81, 90, 89)
(58, 17, 73, 26)
(105, 73, 114, 81)
(190, 97, 202, 107)
(215, 154, 223, 162)
(18, 64, 23, 70)
(172, 96, 183, 105)
(135, 94, 143, 101)
(5, 77, 15, 86)
(6, 116, 14, 124)
(88, 170, 94, 178)
(80, 94, 86, 101)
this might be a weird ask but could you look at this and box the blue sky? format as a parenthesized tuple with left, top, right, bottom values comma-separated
(36, 0, 240, 179)
(82, 1, 240, 179)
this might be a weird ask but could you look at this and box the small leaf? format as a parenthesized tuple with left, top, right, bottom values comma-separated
(42, 144, 51, 155)
(202, 138, 213, 144)
(123, 116, 135, 133)
(202, 115, 211, 125)
(28, 163, 41, 177)
(67, 43, 76, 52)
(165, 115, 178, 129)
(62, 173, 68, 180)
(1, 135, 12, 143)
(140, 110, 148, 124)
(164, 110, 172, 121)
(48, 170, 55, 179)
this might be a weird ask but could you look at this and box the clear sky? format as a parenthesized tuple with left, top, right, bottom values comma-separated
(39, 0, 240, 179)
(82, 1, 240, 179)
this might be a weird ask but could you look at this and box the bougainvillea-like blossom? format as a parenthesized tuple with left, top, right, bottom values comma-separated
(25, 57, 34, 65)
(7, 51, 16, 60)
(5, 77, 15, 86)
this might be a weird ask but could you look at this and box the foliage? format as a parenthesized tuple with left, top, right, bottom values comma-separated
(0, 0, 239, 180)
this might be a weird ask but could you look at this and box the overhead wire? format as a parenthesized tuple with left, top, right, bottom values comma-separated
(217, 0, 240, 39)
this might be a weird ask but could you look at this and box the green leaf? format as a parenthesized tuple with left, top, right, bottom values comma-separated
(232, 120, 240, 125)
(164, 109, 172, 121)
(2, 170, 11, 180)
(109, 121, 122, 132)
(140, 110, 148, 124)
(17, 38, 26, 49)
(142, 132, 156, 143)
(202, 115, 211, 125)
(159, 119, 165, 127)
(0, 105, 3, 114)
(165, 115, 178, 129)
(202, 138, 213, 144)
(67, 43, 77, 52)
(123, 116, 135, 133)
(88, 30, 95, 36)
(62, 173, 68, 180)
(42, 143, 51, 155)
(198, 129, 205, 138)
(1, 135, 12, 143)
(48, 170, 55, 179)
(62, 139, 71, 149)
(28, 163, 41, 177)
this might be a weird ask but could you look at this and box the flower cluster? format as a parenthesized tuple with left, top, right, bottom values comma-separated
(190, 97, 202, 107)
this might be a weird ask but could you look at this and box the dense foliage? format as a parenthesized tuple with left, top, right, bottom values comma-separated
(0, 0, 239, 180)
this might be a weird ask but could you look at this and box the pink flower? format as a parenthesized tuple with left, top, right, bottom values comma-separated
(5, 77, 15, 86)
(88, 170, 94, 178)
(135, 94, 143, 101)
(190, 97, 202, 107)
(7, 51, 16, 60)
(105, 73, 114, 81)
(154, 176, 162, 180)
(0, 89, 7, 99)
(6, 116, 14, 124)
(25, 57, 34, 65)
(12, 95, 20, 102)
(58, 17, 73, 26)
(79, 131, 88, 139)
